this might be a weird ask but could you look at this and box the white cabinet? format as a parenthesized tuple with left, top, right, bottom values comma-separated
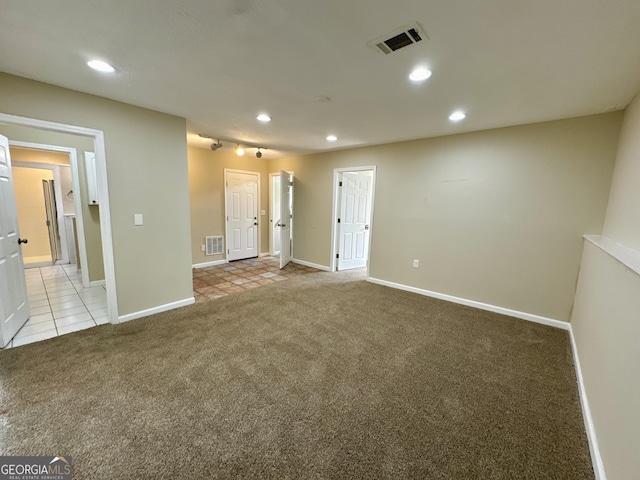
(84, 151, 99, 205)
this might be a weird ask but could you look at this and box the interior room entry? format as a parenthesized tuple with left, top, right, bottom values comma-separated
(334, 169, 375, 271)
(225, 170, 259, 261)
(278, 170, 293, 269)
(269, 173, 281, 256)
(0, 134, 30, 347)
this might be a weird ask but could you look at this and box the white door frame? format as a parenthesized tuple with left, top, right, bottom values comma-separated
(330, 166, 377, 276)
(224, 168, 261, 261)
(0, 112, 118, 325)
(9, 159, 72, 268)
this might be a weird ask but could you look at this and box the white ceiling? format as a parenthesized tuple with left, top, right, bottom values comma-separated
(1, 0, 640, 159)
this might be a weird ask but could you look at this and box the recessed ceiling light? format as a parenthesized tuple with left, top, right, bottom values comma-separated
(449, 111, 466, 122)
(326, 135, 338, 142)
(409, 67, 431, 82)
(257, 113, 271, 122)
(87, 60, 115, 73)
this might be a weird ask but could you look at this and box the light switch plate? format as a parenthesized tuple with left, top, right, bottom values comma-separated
(134, 213, 143, 226)
(261, 210, 266, 216)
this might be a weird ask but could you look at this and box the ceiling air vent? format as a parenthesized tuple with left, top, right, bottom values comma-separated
(367, 22, 428, 55)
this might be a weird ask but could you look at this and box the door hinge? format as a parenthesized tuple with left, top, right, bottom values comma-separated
(339, 181, 343, 187)
(289, 182, 293, 187)
(337, 218, 341, 223)
(336, 253, 339, 259)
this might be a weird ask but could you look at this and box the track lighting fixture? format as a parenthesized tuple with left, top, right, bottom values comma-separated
(199, 134, 267, 158)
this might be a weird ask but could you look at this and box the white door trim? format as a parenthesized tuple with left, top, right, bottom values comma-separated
(0, 112, 118, 325)
(223, 168, 261, 261)
(330, 166, 377, 276)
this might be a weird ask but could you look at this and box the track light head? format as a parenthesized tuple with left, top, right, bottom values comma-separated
(256, 149, 262, 159)
(210, 140, 222, 151)
(235, 145, 245, 156)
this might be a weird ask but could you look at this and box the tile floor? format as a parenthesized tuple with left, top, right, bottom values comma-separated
(2, 264, 108, 350)
(193, 256, 321, 303)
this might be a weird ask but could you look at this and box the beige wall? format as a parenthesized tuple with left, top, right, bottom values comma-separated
(570, 93, 640, 480)
(2, 126, 104, 282)
(12, 166, 54, 259)
(602, 93, 640, 250)
(0, 73, 192, 316)
(188, 146, 270, 265)
(10, 146, 70, 165)
(270, 113, 623, 321)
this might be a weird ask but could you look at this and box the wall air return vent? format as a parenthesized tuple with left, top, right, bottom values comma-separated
(205, 236, 224, 256)
(366, 22, 428, 55)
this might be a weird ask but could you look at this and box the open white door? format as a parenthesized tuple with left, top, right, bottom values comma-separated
(0, 134, 30, 347)
(279, 171, 292, 269)
(226, 171, 259, 261)
(338, 171, 373, 271)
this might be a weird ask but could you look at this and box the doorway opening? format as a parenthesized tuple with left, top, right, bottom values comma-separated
(0, 112, 117, 349)
(269, 171, 294, 265)
(331, 166, 376, 274)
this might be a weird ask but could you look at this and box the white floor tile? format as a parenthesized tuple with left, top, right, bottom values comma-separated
(49, 294, 82, 306)
(54, 312, 93, 327)
(13, 329, 58, 347)
(47, 288, 78, 299)
(80, 294, 107, 304)
(53, 305, 89, 319)
(29, 312, 55, 324)
(15, 321, 57, 338)
(89, 307, 109, 318)
(93, 316, 110, 326)
(28, 299, 51, 309)
(30, 305, 52, 316)
(57, 320, 96, 336)
(50, 299, 85, 312)
(28, 293, 49, 302)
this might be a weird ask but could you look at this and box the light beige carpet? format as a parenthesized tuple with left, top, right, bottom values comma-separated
(0, 270, 593, 479)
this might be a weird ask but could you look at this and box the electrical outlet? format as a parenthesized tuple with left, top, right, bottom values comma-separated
(201, 245, 206, 252)
(413, 259, 419, 268)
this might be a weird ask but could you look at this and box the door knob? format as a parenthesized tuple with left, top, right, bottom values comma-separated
(18, 238, 28, 245)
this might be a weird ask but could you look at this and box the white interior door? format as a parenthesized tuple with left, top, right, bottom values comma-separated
(338, 171, 373, 271)
(0, 134, 30, 347)
(226, 171, 258, 261)
(270, 174, 281, 255)
(279, 171, 292, 269)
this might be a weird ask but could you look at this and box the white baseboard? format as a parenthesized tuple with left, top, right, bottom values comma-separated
(259, 252, 271, 257)
(117, 297, 195, 324)
(569, 326, 607, 480)
(192, 259, 227, 269)
(292, 258, 331, 271)
(366, 277, 569, 330)
(90, 279, 106, 287)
